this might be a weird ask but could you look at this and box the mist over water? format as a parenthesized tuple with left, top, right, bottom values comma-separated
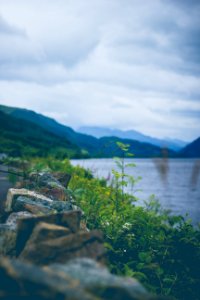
(71, 159, 200, 225)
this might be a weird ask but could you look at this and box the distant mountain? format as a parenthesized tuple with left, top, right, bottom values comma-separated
(179, 137, 200, 158)
(0, 110, 80, 158)
(0, 104, 176, 158)
(79, 126, 187, 151)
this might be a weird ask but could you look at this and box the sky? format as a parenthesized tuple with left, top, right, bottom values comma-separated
(0, 0, 200, 142)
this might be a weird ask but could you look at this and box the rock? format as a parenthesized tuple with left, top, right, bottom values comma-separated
(5, 188, 53, 212)
(0, 257, 96, 300)
(29, 172, 68, 201)
(16, 210, 82, 255)
(0, 173, 170, 299)
(5, 211, 33, 229)
(0, 166, 14, 213)
(12, 195, 73, 214)
(5, 188, 73, 216)
(0, 225, 16, 256)
(0, 212, 33, 257)
(54, 172, 71, 188)
(50, 258, 159, 300)
(12, 197, 55, 215)
(0, 257, 166, 300)
(19, 222, 71, 262)
(20, 230, 105, 265)
(22, 222, 71, 243)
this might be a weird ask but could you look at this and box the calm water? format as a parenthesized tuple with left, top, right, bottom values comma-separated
(71, 159, 200, 225)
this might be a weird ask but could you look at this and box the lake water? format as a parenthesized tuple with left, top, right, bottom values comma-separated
(71, 159, 200, 225)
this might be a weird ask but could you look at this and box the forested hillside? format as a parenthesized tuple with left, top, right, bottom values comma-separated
(0, 110, 81, 158)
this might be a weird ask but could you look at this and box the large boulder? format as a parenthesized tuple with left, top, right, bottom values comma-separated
(51, 258, 155, 300)
(0, 257, 166, 300)
(0, 257, 94, 300)
(20, 229, 105, 265)
(16, 210, 82, 255)
(20, 221, 71, 243)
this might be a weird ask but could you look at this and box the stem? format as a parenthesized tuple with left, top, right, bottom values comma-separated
(121, 151, 125, 200)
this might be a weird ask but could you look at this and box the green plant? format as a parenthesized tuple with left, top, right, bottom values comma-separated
(111, 142, 141, 198)
(69, 150, 200, 300)
(6, 156, 199, 299)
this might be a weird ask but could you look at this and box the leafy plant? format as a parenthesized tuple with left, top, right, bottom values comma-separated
(5, 155, 200, 300)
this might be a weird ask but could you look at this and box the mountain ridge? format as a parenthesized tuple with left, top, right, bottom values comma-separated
(179, 137, 200, 158)
(78, 126, 187, 151)
(0, 104, 199, 158)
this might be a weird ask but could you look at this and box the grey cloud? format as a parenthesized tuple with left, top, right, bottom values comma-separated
(174, 28, 200, 64)
(174, 109, 200, 119)
(0, 0, 199, 141)
(0, 15, 26, 36)
(43, 38, 99, 68)
(166, 0, 200, 9)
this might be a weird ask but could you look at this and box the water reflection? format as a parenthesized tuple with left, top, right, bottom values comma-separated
(190, 160, 200, 190)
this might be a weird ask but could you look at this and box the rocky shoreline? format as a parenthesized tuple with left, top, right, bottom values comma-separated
(0, 172, 168, 299)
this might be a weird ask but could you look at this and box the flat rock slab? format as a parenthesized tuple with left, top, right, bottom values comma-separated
(12, 195, 73, 214)
(20, 230, 105, 265)
(16, 210, 82, 255)
(5, 188, 73, 216)
(5, 188, 53, 212)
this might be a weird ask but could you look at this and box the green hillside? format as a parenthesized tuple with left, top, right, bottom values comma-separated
(0, 110, 81, 158)
(0, 104, 176, 158)
(0, 104, 99, 155)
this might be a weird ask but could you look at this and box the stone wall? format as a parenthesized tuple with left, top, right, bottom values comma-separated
(0, 172, 168, 299)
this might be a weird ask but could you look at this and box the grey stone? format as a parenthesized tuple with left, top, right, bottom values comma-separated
(16, 210, 82, 256)
(30, 172, 64, 189)
(0, 256, 167, 300)
(23, 222, 71, 243)
(5, 211, 33, 229)
(12, 195, 73, 215)
(20, 230, 105, 265)
(29, 172, 68, 201)
(50, 258, 163, 300)
(54, 172, 71, 188)
(0, 257, 96, 300)
(5, 188, 53, 212)
(0, 224, 16, 256)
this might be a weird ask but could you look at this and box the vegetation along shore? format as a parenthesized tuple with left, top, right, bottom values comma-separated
(1, 151, 199, 300)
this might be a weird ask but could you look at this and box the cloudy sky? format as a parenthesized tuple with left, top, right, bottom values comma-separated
(0, 0, 199, 141)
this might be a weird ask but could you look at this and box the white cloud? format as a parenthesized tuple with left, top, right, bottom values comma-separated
(0, 0, 199, 141)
